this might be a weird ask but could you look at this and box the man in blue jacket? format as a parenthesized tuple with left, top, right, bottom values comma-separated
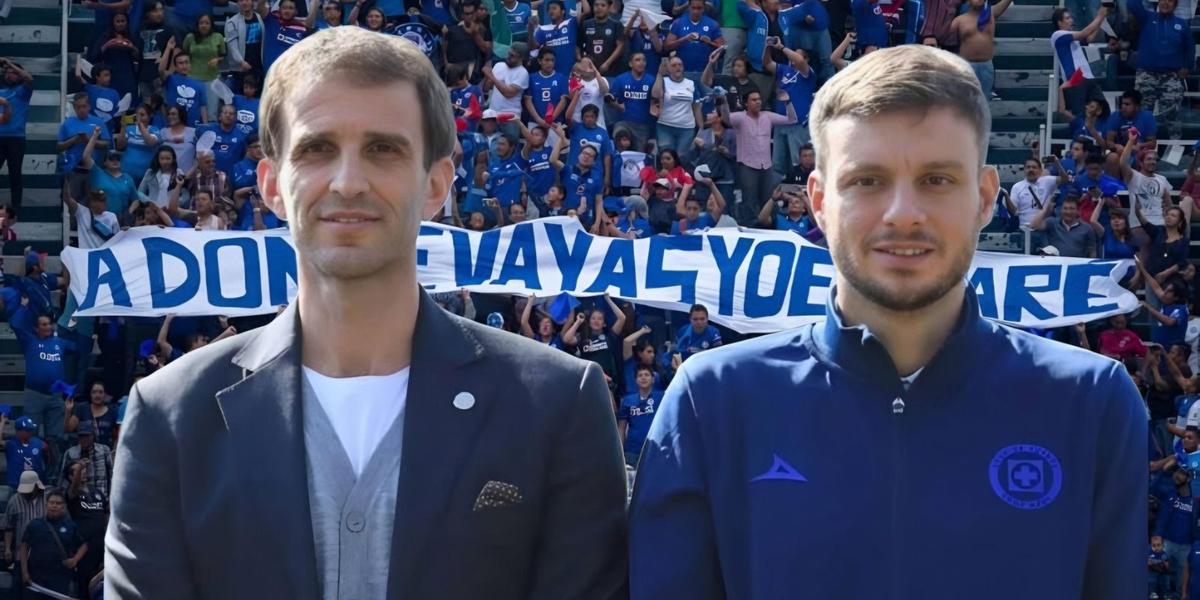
(1127, 0, 1194, 137)
(629, 45, 1145, 599)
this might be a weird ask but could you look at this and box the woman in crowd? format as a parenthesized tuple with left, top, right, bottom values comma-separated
(116, 104, 161, 180)
(182, 14, 225, 120)
(159, 105, 198, 173)
(519, 295, 567, 350)
(651, 55, 702, 151)
(563, 294, 627, 391)
(93, 12, 139, 105)
(138, 145, 188, 208)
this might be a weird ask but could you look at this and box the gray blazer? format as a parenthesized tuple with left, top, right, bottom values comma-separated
(221, 12, 264, 72)
(104, 290, 629, 599)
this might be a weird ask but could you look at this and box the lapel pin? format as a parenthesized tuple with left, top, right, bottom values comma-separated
(453, 392, 475, 411)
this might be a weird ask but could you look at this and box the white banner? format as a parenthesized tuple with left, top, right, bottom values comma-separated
(61, 218, 1138, 332)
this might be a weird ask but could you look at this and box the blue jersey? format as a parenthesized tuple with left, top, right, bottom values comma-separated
(523, 145, 555, 198)
(618, 217, 651, 238)
(533, 18, 578, 76)
(164, 73, 207, 126)
(12, 316, 71, 395)
(197, 123, 247, 177)
(449, 84, 484, 128)
(629, 30, 664, 76)
(84, 83, 121, 123)
(4, 438, 47, 488)
(619, 390, 665, 456)
(669, 15, 723, 72)
(610, 72, 654, 125)
(1104, 109, 1157, 148)
(57, 115, 111, 172)
(629, 288, 1146, 598)
(263, 12, 307, 73)
(232, 95, 260, 136)
(525, 70, 568, 123)
(775, 212, 816, 235)
(421, 0, 454, 25)
(774, 63, 816, 123)
(670, 213, 718, 235)
(852, 0, 889, 48)
(0, 83, 31, 137)
(486, 153, 526, 205)
(1154, 489, 1195, 544)
(567, 123, 612, 172)
(119, 123, 161, 178)
(503, 1, 532, 40)
(1152, 303, 1189, 347)
(675, 323, 722, 359)
(562, 164, 604, 212)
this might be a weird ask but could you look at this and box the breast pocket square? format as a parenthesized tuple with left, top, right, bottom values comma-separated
(473, 480, 524, 512)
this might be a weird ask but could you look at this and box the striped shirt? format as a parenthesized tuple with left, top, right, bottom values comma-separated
(2, 493, 46, 550)
(59, 443, 113, 499)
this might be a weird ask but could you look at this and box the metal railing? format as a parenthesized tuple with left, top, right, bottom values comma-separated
(60, 0, 70, 250)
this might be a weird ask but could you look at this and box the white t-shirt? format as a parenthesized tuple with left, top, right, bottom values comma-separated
(659, 76, 697, 129)
(1009, 175, 1058, 227)
(571, 77, 607, 130)
(488, 62, 529, 116)
(303, 366, 410, 477)
(74, 204, 119, 250)
(1187, 316, 1200, 375)
(1128, 170, 1171, 227)
(619, 151, 648, 188)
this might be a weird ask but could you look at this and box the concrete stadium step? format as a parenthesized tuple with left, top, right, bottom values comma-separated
(0, 43, 57, 58)
(4, 56, 61, 76)
(999, 5, 1057, 22)
(990, 130, 1040, 149)
(997, 21, 1055, 38)
(995, 38, 1053, 56)
(996, 69, 1055, 89)
(995, 54, 1054, 70)
(0, 25, 60, 45)
(990, 100, 1047, 118)
(3, 6, 60, 28)
(994, 87, 1052, 101)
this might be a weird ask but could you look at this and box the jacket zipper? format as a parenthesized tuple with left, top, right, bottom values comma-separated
(890, 393, 905, 599)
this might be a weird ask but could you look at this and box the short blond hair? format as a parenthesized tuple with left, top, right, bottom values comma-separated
(259, 27, 456, 170)
(808, 45, 990, 170)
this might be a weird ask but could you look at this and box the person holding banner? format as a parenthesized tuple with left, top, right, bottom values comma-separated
(106, 26, 628, 600)
(629, 44, 1144, 598)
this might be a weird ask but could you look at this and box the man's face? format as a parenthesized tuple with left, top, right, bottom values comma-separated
(1071, 142, 1085, 160)
(1120, 98, 1137, 117)
(540, 53, 556, 74)
(1024, 160, 1041, 181)
(690, 310, 708, 331)
(46, 496, 65, 519)
(638, 344, 655, 363)
(507, 49, 522, 67)
(258, 79, 453, 282)
(89, 195, 107, 215)
(36, 316, 52, 338)
(684, 199, 701, 221)
(174, 54, 191, 75)
(745, 92, 762, 113)
(73, 97, 90, 119)
(280, 0, 296, 20)
(220, 105, 236, 127)
(91, 384, 105, 405)
(1143, 153, 1158, 173)
(1059, 11, 1075, 29)
(323, 2, 341, 21)
(247, 140, 264, 161)
(80, 433, 94, 451)
(594, 0, 609, 18)
(636, 369, 653, 390)
(800, 148, 815, 169)
(654, 184, 673, 200)
(1085, 162, 1102, 180)
(582, 110, 598, 128)
(199, 153, 215, 173)
(808, 110, 997, 313)
(1185, 430, 1199, 452)
(631, 54, 646, 74)
(548, 2, 563, 20)
(787, 194, 804, 215)
(579, 147, 596, 168)
(1160, 0, 1177, 14)
(238, 0, 253, 13)
(689, 0, 705, 19)
(509, 203, 526, 222)
(1060, 200, 1079, 223)
(462, 4, 477, 21)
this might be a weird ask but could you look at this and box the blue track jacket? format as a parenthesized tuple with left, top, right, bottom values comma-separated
(629, 286, 1146, 599)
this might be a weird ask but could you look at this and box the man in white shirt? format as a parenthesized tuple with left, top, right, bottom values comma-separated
(1121, 147, 1172, 227)
(481, 43, 530, 139)
(106, 27, 628, 600)
(1009, 156, 1063, 227)
(64, 188, 119, 250)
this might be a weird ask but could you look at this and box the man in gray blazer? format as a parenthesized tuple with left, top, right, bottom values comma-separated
(105, 26, 628, 600)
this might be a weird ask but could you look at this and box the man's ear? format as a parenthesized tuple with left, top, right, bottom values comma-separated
(257, 157, 287, 221)
(423, 156, 455, 221)
(977, 165, 1000, 229)
(808, 168, 827, 232)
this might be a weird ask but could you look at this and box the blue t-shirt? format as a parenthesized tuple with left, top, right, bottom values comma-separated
(774, 63, 816, 124)
(57, 115, 111, 172)
(525, 70, 568, 123)
(486, 153, 526, 205)
(669, 15, 722, 72)
(12, 323, 70, 395)
(522, 146, 556, 198)
(165, 73, 207, 126)
(563, 164, 604, 212)
(504, 1, 532, 40)
(619, 390, 665, 456)
(232, 95, 260, 136)
(851, 0, 889, 48)
(246, 19, 263, 44)
(1068, 115, 1109, 144)
(264, 12, 308, 73)
(610, 71, 654, 125)
(0, 83, 32, 137)
(119, 123, 161, 179)
(1101, 228, 1138, 259)
(533, 17, 578, 76)
(670, 213, 717, 234)
(1070, 172, 1124, 198)
(197, 123, 247, 177)
(450, 84, 484, 128)
(775, 212, 815, 235)
(4, 438, 47, 488)
(676, 323, 722, 359)
(84, 83, 121, 123)
(618, 217, 651, 238)
(629, 30, 664, 76)
(89, 168, 140, 214)
(1153, 303, 1189, 347)
(374, 0, 406, 15)
(421, 0, 455, 25)
(567, 123, 612, 173)
(1104, 109, 1157, 148)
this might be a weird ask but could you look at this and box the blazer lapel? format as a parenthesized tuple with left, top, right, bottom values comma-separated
(387, 291, 493, 599)
(215, 304, 320, 599)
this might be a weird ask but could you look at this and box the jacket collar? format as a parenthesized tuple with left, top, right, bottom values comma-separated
(809, 283, 992, 387)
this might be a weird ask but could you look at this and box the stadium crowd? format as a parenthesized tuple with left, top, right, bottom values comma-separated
(0, 0, 1191, 595)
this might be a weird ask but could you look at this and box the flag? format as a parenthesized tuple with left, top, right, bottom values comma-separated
(1064, 68, 1086, 88)
(976, 2, 991, 30)
(466, 94, 482, 121)
(544, 101, 556, 124)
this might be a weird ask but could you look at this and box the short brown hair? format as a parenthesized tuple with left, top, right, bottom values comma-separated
(808, 45, 990, 171)
(259, 27, 455, 170)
